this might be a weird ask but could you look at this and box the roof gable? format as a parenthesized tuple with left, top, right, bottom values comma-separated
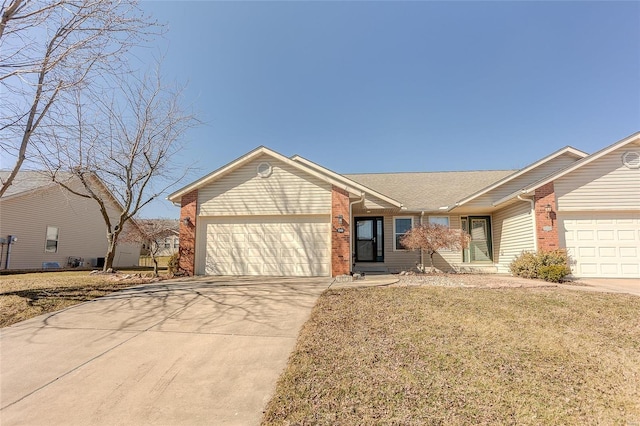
(168, 147, 403, 208)
(445, 146, 587, 210)
(517, 131, 640, 196)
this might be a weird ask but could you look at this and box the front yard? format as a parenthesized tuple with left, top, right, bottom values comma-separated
(0, 270, 164, 327)
(263, 286, 640, 425)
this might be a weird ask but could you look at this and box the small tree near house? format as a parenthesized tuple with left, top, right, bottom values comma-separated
(125, 219, 177, 276)
(400, 223, 471, 272)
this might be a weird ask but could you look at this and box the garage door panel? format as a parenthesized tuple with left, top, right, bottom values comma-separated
(560, 212, 640, 278)
(201, 216, 330, 277)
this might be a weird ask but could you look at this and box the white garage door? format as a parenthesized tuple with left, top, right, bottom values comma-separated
(200, 216, 331, 276)
(560, 212, 640, 278)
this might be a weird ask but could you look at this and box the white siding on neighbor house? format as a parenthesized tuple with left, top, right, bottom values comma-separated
(198, 155, 332, 217)
(492, 200, 535, 273)
(0, 182, 140, 270)
(464, 153, 581, 209)
(195, 215, 331, 276)
(555, 142, 640, 211)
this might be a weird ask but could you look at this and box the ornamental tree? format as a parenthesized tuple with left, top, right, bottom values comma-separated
(400, 223, 471, 272)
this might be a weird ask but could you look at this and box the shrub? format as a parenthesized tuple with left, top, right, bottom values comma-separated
(509, 249, 571, 282)
(538, 264, 571, 283)
(167, 253, 180, 276)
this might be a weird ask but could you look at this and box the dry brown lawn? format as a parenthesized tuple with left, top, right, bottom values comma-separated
(263, 286, 640, 425)
(0, 270, 164, 327)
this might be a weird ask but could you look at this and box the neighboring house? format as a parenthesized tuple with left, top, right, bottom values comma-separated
(168, 132, 640, 279)
(138, 219, 180, 257)
(0, 171, 141, 270)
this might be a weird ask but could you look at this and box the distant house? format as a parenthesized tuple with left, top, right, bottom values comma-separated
(168, 132, 640, 279)
(138, 219, 179, 258)
(0, 171, 141, 270)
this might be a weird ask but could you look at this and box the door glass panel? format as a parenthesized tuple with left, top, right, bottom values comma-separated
(469, 217, 492, 262)
(357, 240, 374, 261)
(357, 220, 373, 239)
(376, 220, 384, 258)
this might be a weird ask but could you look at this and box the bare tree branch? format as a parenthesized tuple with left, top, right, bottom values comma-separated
(42, 62, 198, 271)
(0, 0, 161, 196)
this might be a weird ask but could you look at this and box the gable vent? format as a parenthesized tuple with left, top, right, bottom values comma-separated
(622, 151, 640, 169)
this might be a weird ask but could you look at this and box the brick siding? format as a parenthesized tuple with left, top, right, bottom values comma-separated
(331, 186, 351, 277)
(534, 182, 559, 251)
(178, 189, 198, 275)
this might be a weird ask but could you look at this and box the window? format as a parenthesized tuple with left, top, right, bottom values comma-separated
(45, 226, 59, 253)
(394, 217, 413, 250)
(174, 238, 179, 248)
(164, 238, 170, 248)
(429, 216, 450, 227)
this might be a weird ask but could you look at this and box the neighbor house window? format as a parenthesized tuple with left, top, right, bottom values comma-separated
(173, 238, 179, 248)
(45, 226, 59, 253)
(429, 216, 450, 227)
(394, 217, 413, 250)
(164, 238, 171, 248)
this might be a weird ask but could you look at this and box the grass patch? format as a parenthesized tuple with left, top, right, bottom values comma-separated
(263, 287, 640, 425)
(0, 271, 163, 327)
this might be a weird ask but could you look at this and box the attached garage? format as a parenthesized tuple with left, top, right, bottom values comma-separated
(197, 216, 331, 277)
(560, 212, 640, 278)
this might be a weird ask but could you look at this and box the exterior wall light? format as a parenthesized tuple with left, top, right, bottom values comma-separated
(183, 217, 191, 226)
(337, 214, 343, 225)
(545, 204, 552, 218)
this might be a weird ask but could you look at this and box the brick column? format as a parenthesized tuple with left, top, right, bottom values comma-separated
(331, 186, 351, 277)
(534, 182, 559, 251)
(179, 189, 198, 275)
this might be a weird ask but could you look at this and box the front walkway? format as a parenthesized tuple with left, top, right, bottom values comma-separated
(0, 277, 330, 425)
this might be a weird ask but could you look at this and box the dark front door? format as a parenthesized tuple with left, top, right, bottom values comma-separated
(355, 217, 384, 262)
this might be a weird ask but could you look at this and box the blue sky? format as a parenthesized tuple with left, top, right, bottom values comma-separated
(138, 1, 639, 218)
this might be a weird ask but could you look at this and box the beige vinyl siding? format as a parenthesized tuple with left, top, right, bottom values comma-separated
(0, 182, 140, 270)
(492, 201, 535, 273)
(198, 155, 332, 216)
(431, 216, 463, 271)
(382, 215, 421, 272)
(555, 142, 640, 211)
(354, 215, 464, 273)
(464, 153, 581, 209)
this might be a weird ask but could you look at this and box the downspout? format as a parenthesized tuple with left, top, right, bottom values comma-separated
(349, 192, 365, 273)
(517, 195, 537, 252)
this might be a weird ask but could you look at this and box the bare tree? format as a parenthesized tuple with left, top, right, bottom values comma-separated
(125, 219, 177, 276)
(0, 0, 158, 196)
(43, 67, 197, 271)
(400, 223, 471, 272)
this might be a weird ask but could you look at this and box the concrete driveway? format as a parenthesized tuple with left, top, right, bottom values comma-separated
(0, 276, 331, 425)
(570, 278, 640, 296)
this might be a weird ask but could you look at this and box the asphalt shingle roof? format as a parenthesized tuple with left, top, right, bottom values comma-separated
(345, 170, 516, 211)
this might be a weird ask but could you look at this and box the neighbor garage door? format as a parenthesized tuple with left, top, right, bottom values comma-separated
(199, 216, 331, 276)
(560, 212, 640, 278)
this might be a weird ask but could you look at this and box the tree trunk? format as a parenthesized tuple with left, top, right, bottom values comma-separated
(152, 256, 158, 277)
(104, 233, 118, 271)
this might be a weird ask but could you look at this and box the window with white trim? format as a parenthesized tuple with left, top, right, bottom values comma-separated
(164, 238, 171, 248)
(394, 217, 413, 250)
(45, 226, 59, 253)
(429, 216, 450, 227)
